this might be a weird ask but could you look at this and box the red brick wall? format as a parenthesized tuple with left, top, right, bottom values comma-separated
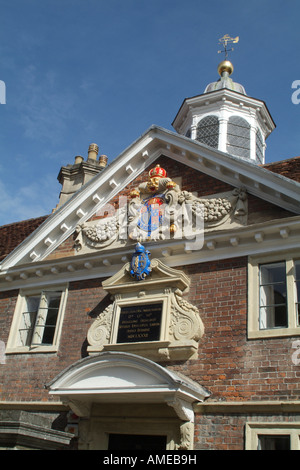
(194, 414, 300, 450)
(0, 279, 108, 402)
(1, 257, 299, 404)
(194, 414, 245, 450)
(0, 290, 18, 342)
(179, 258, 300, 402)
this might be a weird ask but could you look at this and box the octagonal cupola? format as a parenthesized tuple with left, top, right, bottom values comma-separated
(172, 59, 275, 164)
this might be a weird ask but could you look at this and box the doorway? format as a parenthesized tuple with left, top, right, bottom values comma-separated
(108, 433, 167, 450)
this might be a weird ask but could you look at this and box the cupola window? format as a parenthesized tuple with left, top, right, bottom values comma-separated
(196, 115, 219, 148)
(256, 128, 264, 163)
(227, 116, 250, 158)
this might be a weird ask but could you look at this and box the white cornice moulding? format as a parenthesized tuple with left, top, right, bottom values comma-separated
(0, 216, 299, 292)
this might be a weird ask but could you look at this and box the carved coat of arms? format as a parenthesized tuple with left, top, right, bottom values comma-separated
(74, 163, 248, 252)
(130, 243, 152, 281)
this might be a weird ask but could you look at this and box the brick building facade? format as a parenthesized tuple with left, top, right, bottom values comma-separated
(0, 59, 300, 450)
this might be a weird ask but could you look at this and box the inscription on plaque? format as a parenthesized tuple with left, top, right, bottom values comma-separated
(117, 303, 162, 343)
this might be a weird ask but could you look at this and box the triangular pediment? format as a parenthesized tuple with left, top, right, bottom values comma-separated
(0, 126, 299, 289)
(102, 257, 190, 294)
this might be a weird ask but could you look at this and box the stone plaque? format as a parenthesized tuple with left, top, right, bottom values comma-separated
(117, 303, 162, 343)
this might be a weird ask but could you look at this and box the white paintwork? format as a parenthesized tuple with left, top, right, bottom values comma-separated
(48, 352, 209, 420)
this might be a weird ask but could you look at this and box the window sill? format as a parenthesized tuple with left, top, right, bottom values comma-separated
(248, 327, 300, 339)
(5, 345, 58, 354)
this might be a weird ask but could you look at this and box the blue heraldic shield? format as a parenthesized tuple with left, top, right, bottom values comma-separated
(130, 243, 152, 281)
(137, 195, 165, 236)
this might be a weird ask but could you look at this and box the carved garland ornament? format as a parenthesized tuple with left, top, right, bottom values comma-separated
(75, 217, 119, 251)
(74, 164, 248, 251)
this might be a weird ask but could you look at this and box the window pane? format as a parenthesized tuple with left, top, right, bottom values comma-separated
(29, 292, 62, 346)
(196, 116, 219, 148)
(260, 263, 286, 284)
(41, 293, 61, 344)
(259, 305, 288, 329)
(258, 435, 290, 450)
(19, 295, 40, 346)
(259, 284, 287, 306)
(259, 262, 287, 329)
(227, 116, 250, 159)
(256, 129, 264, 163)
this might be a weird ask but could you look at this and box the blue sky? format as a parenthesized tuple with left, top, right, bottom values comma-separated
(0, 0, 299, 225)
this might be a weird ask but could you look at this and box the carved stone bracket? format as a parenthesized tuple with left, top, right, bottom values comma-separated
(165, 398, 195, 450)
(165, 397, 195, 422)
(62, 399, 91, 418)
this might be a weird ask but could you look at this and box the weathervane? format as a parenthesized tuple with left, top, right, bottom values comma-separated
(218, 34, 239, 59)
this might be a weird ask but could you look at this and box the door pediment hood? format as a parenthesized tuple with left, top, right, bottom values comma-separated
(47, 351, 210, 420)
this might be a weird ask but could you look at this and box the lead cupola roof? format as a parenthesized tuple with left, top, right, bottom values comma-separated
(204, 59, 246, 95)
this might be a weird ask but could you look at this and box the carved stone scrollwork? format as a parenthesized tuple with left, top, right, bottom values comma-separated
(87, 304, 114, 348)
(169, 292, 204, 343)
(177, 421, 194, 450)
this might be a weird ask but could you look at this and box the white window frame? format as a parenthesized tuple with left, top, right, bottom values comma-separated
(248, 253, 300, 339)
(245, 422, 300, 450)
(6, 284, 68, 354)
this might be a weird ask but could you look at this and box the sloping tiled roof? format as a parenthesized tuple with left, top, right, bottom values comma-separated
(263, 156, 300, 183)
(0, 215, 48, 262)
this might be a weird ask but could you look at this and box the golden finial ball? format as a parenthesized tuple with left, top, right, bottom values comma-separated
(218, 60, 234, 76)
